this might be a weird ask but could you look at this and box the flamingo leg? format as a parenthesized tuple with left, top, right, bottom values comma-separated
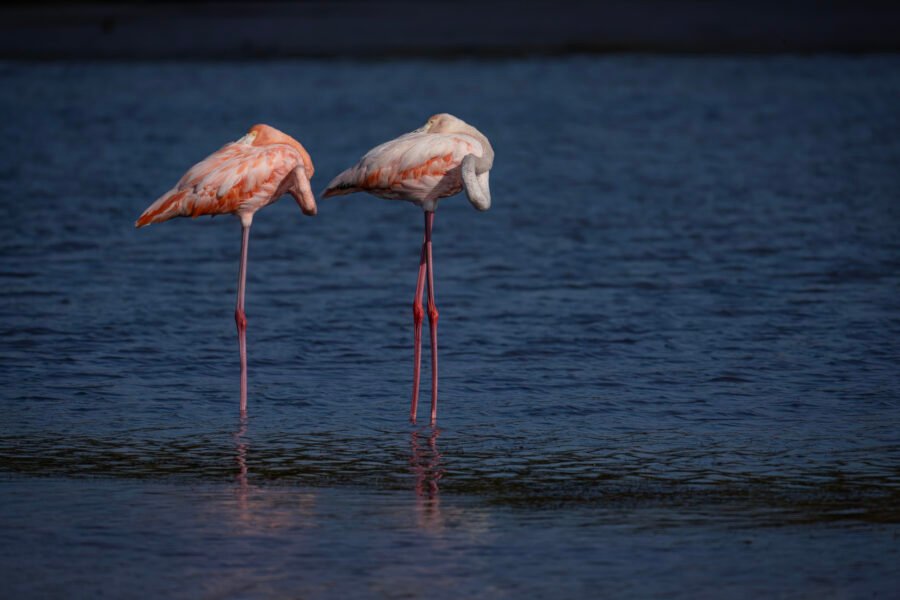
(235, 223, 250, 414)
(424, 211, 439, 425)
(411, 237, 427, 422)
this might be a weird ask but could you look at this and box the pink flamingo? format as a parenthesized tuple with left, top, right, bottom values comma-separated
(136, 124, 317, 414)
(323, 113, 494, 424)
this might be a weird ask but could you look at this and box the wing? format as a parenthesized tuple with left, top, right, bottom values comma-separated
(323, 132, 483, 202)
(136, 142, 303, 227)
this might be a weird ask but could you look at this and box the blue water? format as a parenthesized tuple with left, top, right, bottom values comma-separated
(1, 56, 900, 597)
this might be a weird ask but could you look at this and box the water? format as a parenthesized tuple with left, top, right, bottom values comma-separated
(1, 56, 899, 597)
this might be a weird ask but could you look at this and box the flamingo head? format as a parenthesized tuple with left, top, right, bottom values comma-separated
(422, 113, 467, 134)
(246, 124, 315, 178)
(422, 113, 494, 173)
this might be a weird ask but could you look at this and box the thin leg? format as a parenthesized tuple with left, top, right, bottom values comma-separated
(411, 238, 427, 423)
(424, 211, 439, 425)
(235, 223, 250, 414)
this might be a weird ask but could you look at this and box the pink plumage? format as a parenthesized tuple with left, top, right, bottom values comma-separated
(137, 124, 316, 228)
(323, 131, 482, 205)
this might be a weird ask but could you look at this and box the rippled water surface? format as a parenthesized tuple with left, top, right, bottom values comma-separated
(1, 56, 900, 597)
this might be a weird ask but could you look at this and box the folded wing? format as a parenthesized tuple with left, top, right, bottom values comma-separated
(323, 132, 483, 202)
(136, 142, 304, 227)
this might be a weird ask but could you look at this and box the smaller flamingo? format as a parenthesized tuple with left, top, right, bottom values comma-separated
(136, 124, 317, 413)
(323, 113, 493, 424)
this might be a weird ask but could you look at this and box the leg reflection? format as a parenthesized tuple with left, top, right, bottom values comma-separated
(410, 427, 445, 532)
(233, 415, 250, 517)
(230, 416, 316, 531)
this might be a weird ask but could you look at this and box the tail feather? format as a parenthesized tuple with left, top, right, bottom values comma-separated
(322, 169, 361, 198)
(135, 190, 186, 228)
(321, 183, 360, 198)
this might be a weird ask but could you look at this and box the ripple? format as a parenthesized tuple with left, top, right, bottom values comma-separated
(2, 55, 900, 531)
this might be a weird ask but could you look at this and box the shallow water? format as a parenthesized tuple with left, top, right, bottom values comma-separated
(1, 56, 900, 597)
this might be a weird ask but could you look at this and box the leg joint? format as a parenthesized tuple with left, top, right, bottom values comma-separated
(234, 309, 247, 331)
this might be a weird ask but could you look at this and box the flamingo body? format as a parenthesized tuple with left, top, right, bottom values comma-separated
(323, 114, 493, 212)
(137, 124, 316, 228)
(323, 132, 482, 209)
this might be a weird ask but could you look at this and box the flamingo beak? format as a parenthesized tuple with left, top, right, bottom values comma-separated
(298, 194, 318, 216)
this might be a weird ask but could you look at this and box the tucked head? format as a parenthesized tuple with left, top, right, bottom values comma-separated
(422, 113, 467, 134)
(246, 124, 315, 178)
(422, 113, 494, 173)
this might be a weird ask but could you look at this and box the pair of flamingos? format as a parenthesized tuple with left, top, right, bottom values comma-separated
(136, 114, 494, 425)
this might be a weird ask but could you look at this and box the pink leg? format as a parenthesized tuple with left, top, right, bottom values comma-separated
(410, 238, 427, 422)
(235, 224, 250, 414)
(424, 211, 439, 425)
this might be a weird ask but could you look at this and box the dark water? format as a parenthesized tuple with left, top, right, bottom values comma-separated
(1, 56, 899, 597)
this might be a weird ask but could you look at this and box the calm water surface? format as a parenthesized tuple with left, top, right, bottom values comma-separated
(1, 56, 899, 597)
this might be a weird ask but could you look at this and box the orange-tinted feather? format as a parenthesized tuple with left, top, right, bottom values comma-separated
(323, 133, 482, 204)
(135, 190, 187, 228)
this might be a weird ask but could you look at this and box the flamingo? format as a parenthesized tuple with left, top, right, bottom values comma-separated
(323, 113, 494, 424)
(136, 124, 317, 414)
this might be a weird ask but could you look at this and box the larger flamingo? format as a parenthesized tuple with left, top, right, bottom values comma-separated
(136, 124, 317, 413)
(323, 113, 494, 424)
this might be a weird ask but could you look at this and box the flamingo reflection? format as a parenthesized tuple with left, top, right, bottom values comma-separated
(233, 416, 250, 514)
(410, 428, 445, 532)
(230, 417, 315, 531)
